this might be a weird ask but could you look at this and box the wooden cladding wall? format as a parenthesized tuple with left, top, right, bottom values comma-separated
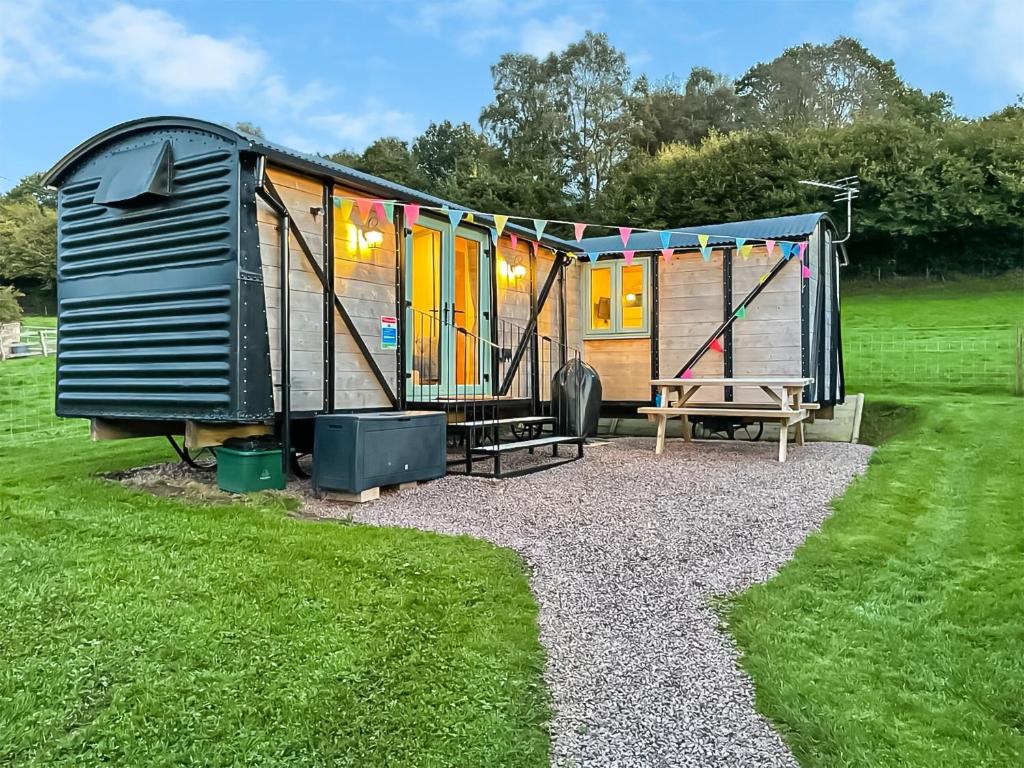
(583, 337, 651, 401)
(331, 182, 398, 409)
(731, 244, 803, 403)
(658, 249, 726, 402)
(258, 168, 325, 413)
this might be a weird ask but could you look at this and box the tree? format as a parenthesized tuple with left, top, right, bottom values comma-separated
(0, 286, 23, 324)
(413, 121, 495, 191)
(0, 200, 57, 285)
(556, 32, 633, 208)
(631, 69, 749, 153)
(234, 121, 265, 138)
(738, 37, 916, 130)
(2, 172, 56, 209)
(325, 139, 424, 189)
(480, 31, 633, 209)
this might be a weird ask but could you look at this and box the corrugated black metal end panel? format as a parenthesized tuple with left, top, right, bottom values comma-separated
(54, 126, 273, 421)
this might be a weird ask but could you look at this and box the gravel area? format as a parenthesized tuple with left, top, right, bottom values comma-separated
(304, 437, 873, 767)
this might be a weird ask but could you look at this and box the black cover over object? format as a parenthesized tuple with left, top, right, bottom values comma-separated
(551, 359, 603, 437)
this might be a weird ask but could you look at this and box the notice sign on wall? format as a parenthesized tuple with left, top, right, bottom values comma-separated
(380, 315, 398, 350)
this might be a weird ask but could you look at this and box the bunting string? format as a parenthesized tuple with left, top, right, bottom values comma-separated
(330, 193, 808, 257)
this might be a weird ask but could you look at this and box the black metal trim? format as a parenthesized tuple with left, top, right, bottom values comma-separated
(498, 251, 567, 395)
(528, 244, 540, 412)
(650, 252, 661, 403)
(815, 229, 828, 404)
(801, 236, 811, 389)
(396, 208, 407, 407)
(674, 249, 798, 378)
(260, 177, 398, 408)
(558, 260, 568, 369)
(722, 247, 734, 401)
(323, 182, 334, 413)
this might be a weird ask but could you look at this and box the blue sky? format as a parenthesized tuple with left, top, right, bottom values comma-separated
(1, 0, 1021, 192)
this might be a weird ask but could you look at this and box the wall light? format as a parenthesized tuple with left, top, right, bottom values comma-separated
(498, 257, 527, 283)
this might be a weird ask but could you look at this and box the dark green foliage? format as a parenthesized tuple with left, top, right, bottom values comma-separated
(602, 107, 1024, 275)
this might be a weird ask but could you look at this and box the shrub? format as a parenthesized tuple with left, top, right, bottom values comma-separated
(0, 285, 24, 324)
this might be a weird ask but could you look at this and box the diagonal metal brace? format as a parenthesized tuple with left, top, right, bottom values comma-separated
(674, 249, 802, 378)
(258, 177, 398, 407)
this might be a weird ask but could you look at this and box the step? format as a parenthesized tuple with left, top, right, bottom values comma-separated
(450, 415, 555, 429)
(471, 435, 582, 454)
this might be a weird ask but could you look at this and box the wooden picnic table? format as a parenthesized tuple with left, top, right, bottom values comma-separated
(638, 377, 815, 462)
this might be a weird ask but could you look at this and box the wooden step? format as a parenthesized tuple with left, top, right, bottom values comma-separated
(450, 415, 554, 429)
(471, 435, 582, 454)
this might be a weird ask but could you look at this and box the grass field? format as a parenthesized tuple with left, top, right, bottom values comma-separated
(727, 278, 1024, 766)
(0, 380, 549, 765)
(841, 276, 1023, 396)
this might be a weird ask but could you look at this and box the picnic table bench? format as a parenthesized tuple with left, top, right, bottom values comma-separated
(638, 377, 816, 462)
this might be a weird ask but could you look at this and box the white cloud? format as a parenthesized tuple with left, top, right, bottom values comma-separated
(309, 102, 420, 149)
(0, 0, 85, 95)
(519, 15, 587, 58)
(82, 4, 265, 99)
(855, 0, 1024, 93)
(391, 0, 601, 58)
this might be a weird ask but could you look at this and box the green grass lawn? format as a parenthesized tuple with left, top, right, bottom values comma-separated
(0, 424, 549, 763)
(841, 276, 1023, 396)
(727, 277, 1024, 766)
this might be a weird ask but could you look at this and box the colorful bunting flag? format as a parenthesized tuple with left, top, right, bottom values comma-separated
(465, 213, 475, 223)
(797, 241, 808, 261)
(533, 219, 547, 241)
(573, 222, 587, 241)
(701, 246, 712, 262)
(493, 214, 509, 237)
(355, 198, 374, 223)
(659, 231, 672, 249)
(661, 247, 673, 263)
(697, 233, 709, 249)
(404, 203, 420, 228)
(734, 237, 746, 252)
(735, 305, 747, 319)
(623, 250, 635, 265)
(372, 201, 387, 223)
(510, 232, 518, 250)
(340, 198, 354, 223)
(709, 337, 724, 353)
(802, 264, 812, 279)
(489, 227, 499, 244)
(681, 368, 694, 379)
(332, 196, 341, 209)
(382, 201, 395, 223)
(764, 239, 776, 257)
(445, 207, 463, 230)
(780, 242, 793, 260)
(618, 226, 632, 248)
(740, 244, 754, 259)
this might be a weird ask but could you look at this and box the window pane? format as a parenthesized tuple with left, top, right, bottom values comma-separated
(620, 264, 645, 329)
(589, 267, 612, 331)
(454, 236, 480, 385)
(410, 225, 442, 386)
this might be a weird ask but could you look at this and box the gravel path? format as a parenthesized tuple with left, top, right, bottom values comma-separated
(306, 437, 874, 767)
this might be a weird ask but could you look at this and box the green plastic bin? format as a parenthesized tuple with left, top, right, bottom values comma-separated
(215, 445, 285, 493)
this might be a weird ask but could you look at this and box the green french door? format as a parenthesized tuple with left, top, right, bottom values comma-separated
(406, 218, 491, 399)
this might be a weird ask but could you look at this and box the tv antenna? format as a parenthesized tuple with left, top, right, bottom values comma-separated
(799, 176, 859, 244)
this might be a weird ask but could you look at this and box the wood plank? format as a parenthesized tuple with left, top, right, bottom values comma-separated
(185, 420, 272, 449)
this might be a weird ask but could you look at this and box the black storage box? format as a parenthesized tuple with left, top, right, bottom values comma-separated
(313, 411, 447, 493)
